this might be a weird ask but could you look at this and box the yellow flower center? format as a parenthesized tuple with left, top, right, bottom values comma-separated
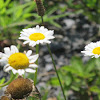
(29, 33, 45, 41)
(8, 53, 29, 70)
(92, 47, 100, 55)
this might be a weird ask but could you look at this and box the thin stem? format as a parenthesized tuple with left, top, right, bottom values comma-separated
(34, 44, 39, 85)
(0, 71, 16, 87)
(47, 44, 66, 100)
(41, 16, 43, 25)
(85, 79, 93, 100)
(40, 15, 66, 100)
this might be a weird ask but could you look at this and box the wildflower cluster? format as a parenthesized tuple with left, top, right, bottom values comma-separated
(0, 0, 67, 100)
(0, 25, 54, 99)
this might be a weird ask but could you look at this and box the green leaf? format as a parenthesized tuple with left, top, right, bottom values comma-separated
(0, 0, 4, 8)
(15, 8, 23, 19)
(90, 86, 100, 93)
(42, 91, 48, 100)
(6, 1, 34, 15)
(49, 21, 61, 28)
(0, 8, 6, 15)
(71, 85, 80, 91)
(0, 78, 5, 89)
(46, 7, 58, 15)
(4, 0, 11, 7)
(48, 77, 60, 86)
(85, 58, 95, 73)
(65, 76, 72, 86)
(71, 57, 83, 73)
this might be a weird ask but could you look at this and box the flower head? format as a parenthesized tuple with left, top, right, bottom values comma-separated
(0, 45, 39, 75)
(6, 76, 41, 99)
(19, 25, 55, 47)
(81, 41, 100, 58)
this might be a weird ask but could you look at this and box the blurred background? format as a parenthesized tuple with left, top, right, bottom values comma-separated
(0, 0, 100, 100)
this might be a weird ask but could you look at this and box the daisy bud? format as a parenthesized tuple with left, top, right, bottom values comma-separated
(7, 77, 33, 99)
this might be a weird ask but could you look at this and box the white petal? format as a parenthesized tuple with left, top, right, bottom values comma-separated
(46, 30, 54, 36)
(0, 58, 8, 65)
(36, 40, 40, 44)
(1, 56, 8, 61)
(36, 25, 39, 29)
(29, 54, 39, 62)
(19, 37, 29, 40)
(0, 53, 9, 59)
(0, 52, 4, 58)
(26, 50, 32, 57)
(31, 43, 36, 47)
(29, 64, 38, 68)
(20, 32, 29, 36)
(12, 69, 18, 74)
(40, 26, 44, 30)
(4, 64, 10, 70)
(81, 51, 93, 55)
(25, 68, 36, 73)
(94, 55, 99, 58)
(4, 66, 12, 72)
(11, 45, 19, 54)
(45, 40, 51, 44)
(17, 69, 25, 75)
(29, 41, 36, 47)
(4, 47, 11, 56)
(23, 41, 29, 44)
(46, 36, 55, 39)
(40, 40, 44, 44)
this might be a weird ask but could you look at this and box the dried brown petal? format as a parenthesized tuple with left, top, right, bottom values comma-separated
(1, 96, 10, 100)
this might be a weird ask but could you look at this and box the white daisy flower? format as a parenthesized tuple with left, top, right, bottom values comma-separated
(0, 45, 39, 75)
(81, 41, 100, 58)
(19, 25, 55, 47)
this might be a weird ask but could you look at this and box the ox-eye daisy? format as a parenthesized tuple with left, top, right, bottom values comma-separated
(81, 41, 100, 58)
(19, 25, 55, 47)
(0, 45, 39, 75)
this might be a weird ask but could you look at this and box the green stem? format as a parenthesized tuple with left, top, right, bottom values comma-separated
(0, 71, 16, 87)
(41, 16, 44, 25)
(47, 44, 66, 100)
(34, 44, 39, 85)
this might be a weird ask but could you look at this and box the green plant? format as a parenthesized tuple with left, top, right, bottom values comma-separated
(29, 6, 71, 28)
(49, 56, 100, 100)
(0, 78, 5, 89)
(65, 0, 100, 24)
(0, 0, 37, 40)
(0, 0, 70, 41)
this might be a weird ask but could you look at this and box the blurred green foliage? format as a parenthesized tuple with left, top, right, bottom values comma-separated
(0, 0, 37, 40)
(0, 0, 68, 41)
(49, 57, 100, 100)
(1, 0, 99, 41)
(0, 78, 5, 89)
(0, 0, 100, 100)
(65, 0, 100, 24)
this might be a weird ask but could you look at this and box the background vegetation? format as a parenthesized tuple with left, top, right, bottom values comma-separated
(0, 0, 100, 100)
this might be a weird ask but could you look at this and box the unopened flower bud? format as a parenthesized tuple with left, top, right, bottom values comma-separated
(35, 0, 45, 16)
(7, 77, 33, 99)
